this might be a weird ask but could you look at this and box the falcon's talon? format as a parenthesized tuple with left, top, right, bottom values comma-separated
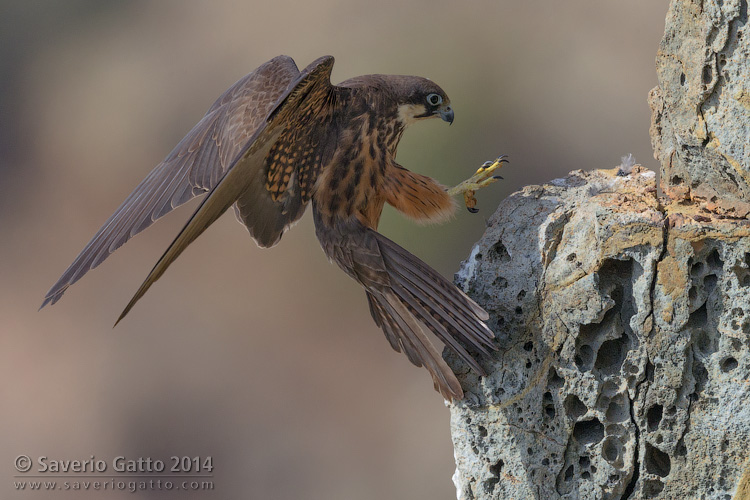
(447, 155, 508, 212)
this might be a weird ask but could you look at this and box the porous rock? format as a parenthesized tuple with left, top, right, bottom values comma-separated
(650, 0, 750, 214)
(447, 166, 750, 499)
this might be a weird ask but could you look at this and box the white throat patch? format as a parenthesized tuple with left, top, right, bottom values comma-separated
(397, 103, 429, 126)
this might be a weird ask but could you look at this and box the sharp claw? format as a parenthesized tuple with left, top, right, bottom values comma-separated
(467, 206, 479, 214)
(493, 175, 504, 180)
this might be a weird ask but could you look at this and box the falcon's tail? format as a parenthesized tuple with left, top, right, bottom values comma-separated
(368, 232, 496, 399)
(313, 207, 496, 400)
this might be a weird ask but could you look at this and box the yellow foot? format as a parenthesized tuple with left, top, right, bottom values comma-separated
(447, 155, 508, 213)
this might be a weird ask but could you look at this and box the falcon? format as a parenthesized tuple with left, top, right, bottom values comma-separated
(41, 55, 506, 400)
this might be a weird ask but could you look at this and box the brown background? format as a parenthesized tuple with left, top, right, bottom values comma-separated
(2, 1, 668, 498)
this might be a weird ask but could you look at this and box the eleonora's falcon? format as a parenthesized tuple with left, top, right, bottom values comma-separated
(41, 55, 507, 400)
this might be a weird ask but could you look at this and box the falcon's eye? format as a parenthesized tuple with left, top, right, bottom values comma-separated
(426, 93, 442, 106)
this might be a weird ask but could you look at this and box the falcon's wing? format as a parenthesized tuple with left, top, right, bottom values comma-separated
(114, 56, 336, 324)
(41, 55, 302, 309)
(313, 207, 495, 401)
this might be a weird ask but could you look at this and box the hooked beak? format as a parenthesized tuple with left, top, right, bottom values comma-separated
(438, 105, 454, 125)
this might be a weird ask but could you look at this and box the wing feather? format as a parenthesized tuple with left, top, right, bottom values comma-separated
(114, 56, 336, 324)
(41, 56, 302, 308)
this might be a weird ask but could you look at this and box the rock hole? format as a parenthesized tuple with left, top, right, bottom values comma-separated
(543, 391, 556, 418)
(517, 289, 526, 300)
(605, 395, 629, 422)
(600, 380, 620, 397)
(707, 248, 723, 270)
(690, 261, 704, 277)
(579, 456, 590, 468)
(679, 72, 686, 86)
(566, 252, 577, 262)
(688, 285, 698, 303)
(490, 460, 503, 476)
(483, 460, 503, 493)
(693, 357, 709, 396)
(573, 418, 604, 446)
(692, 307, 714, 356)
(594, 335, 629, 375)
(489, 241, 511, 262)
(564, 465, 574, 481)
(721, 356, 738, 373)
(581, 471, 590, 480)
(575, 344, 595, 371)
(548, 368, 565, 389)
(676, 439, 687, 457)
(601, 436, 620, 463)
(523, 341, 533, 352)
(671, 175, 683, 185)
(702, 64, 712, 85)
(515, 306, 523, 315)
(644, 479, 665, 498)
(645, 443, 671, 477)
(704, 273, 718, 294)
(492, 276, 508, 288)
(496, 316, 506, 328)
(564, 394, 588, 419)
(690, 301, 708, 326)
(647, 404, 663, 431)
(645, 360, 655, 382)
(478, 425, 487, 437)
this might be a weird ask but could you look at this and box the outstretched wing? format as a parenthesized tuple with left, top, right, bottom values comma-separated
(41, 55, 303, 309)
(114, 56, 336, 324)
(313, 207, 495, 401)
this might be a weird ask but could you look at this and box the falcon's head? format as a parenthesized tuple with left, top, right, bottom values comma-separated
(339, 74, 454, 126)
(391, 76, 454, 126)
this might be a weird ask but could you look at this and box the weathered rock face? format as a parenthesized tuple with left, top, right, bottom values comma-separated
(649, 0, 750, 214)
(447, 166, 750, 499)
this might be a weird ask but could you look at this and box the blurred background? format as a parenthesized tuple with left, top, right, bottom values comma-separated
(2, 1, 668, 498)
